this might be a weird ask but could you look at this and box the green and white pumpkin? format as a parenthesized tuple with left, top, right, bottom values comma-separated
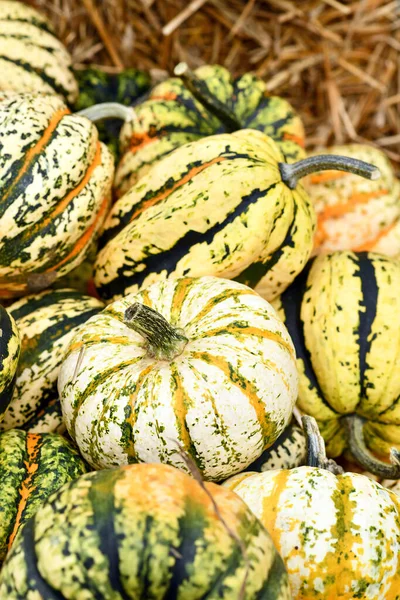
(2, 289, 104, 432)
(0, 462, 291, 599)
(59, 276, 298, 480)
(0, 1, 78, 103)
(0, 305, 20, 420)
(245, 420, 306, 473)
(0, 428, 87, 565)
(0, 93, 114, 299)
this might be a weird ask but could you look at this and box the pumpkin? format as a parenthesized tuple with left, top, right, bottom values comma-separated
(0, 462, 291, 599)
(59, 276, 298, 480)
(0, 93, 114, 299)
(0, 428, 87, 565)
(245, 419, 306, 473)
(225, 416, 400, 600)
(305, 144, 400, 255)
(0, 1, 78, 103)
(382, 479, 400, 495)
(273, 250, 400, 479)
(0, 305, 20, 420)
(2, 289, 104, 432)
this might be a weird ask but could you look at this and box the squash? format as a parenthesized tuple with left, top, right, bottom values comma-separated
(305, 144, 400, 255)
(0, 305, 20, 421)
(0, 93, 114, 299)
(0, 428, 87, 565)
(59, 276, 298, 480)
(225, 416, 400, 600)
(245, 419, 306, 473)
(273, 250, 400, 479)
(2, 289, 104, 432)
(93, 128, 379, 303)
(0, 462, 291, 599)
(0, 1, 78, 103)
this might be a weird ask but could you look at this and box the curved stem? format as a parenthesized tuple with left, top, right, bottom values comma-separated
(302, 416, 344, 474)
(174, 62, 242, 133)
(77, 102, 136, 123)
(124, 303, 188, 361)
(342, 414, 400, 478)
(279, 154, 381, 190)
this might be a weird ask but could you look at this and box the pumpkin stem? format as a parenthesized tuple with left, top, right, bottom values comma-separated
(302, 415, 344, 474)
(124, 303, 188, 361)
(77, 103, 136, 123)
(174, 62, 242, 133)
(342, 414, 400, 478)
(279, 155, 381, 189)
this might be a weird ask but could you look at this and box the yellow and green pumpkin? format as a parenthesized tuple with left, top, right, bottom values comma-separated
(59, 276, 298, 480)
(2, 289, 104, 432)
(0, 428, 87, 565)
(0, 305, 20, 421)
(0, 1, 78, 103)
(0, 462, 291, 599)
(0, 93, 114, 299)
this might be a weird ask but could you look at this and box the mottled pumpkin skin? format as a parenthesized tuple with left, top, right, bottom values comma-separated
(0, 1, 78, 103)
(245, 421, 306, 473)
(0, 305, 20, 420)
(0, 463, 291, 599)
(0, 429, 87, 564)
(59, 276, 298, 480)
(2, 289, 104, 432)
(305, 144, 400, 255)
(95, 130, 315, 303)
(0, 94, 114, 299)
(273, 251, 400, 459)
(225, 467, 400, 600)
(116, 64, 305, 195)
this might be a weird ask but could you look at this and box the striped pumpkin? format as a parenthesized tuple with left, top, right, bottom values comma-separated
(0, 428, 87, 565)
(245, 420, 306, 473)
(305, 144, 400, 255)
(114, 64, 305, 196)
(59, 276, 298, 480)
(0, 462, 291, 599)
(95, 130, 315, 302)
(2, 289, 104, 432)
(0, 93, 114, 299)
(225, 466, 400, 599)
(273, 251, 400, 472)
(0, 305, 20, 420)
(0, 1, 78, 103)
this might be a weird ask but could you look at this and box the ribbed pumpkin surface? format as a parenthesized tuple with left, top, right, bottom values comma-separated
(116, 64, 305, 195)
(245, 421, 306, 473)
(225, 467, 400, 600)
(0, 428, 87, 564)
(273, 251, 400, 458)
(0, 1, 78, 102)
(59, 276, 298, 480)
(95, 130, 315, 303)
(2, 289, 104, 432)
(0, 305, 20, 420)
(0, 94, 114, 299)
(0, 463, 291, 599)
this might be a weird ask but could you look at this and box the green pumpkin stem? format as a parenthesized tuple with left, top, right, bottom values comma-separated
(77, 103, 136, 123)
(174, 62, 242, 133)
(124, 303, 188, 361)
(279, 155, 381, 190)
(342, 414, 400, 478)
(302, 415, 344, 474)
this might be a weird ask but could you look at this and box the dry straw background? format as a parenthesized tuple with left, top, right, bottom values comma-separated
(26, 0, 399, 170)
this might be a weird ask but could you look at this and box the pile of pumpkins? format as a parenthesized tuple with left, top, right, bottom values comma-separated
(0, 2, 400, 598)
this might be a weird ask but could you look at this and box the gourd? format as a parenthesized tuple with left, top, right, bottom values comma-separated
(273, 250, 400, 479)
(305, 144, 400, 255)
(0, 1, 78, 103)
(0, 462, 291, 599)
(0, 93, 114, 299)
(245, 419, 306, 473)
(93, 127, 380, 303)
(0, 305, 20, 420)
(59, 276, 298, 480)
(0, 428, 87, 565)
(79, 63, 306, 196)
(225, 416, 400, 600)
(2, 289, 104, 432)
